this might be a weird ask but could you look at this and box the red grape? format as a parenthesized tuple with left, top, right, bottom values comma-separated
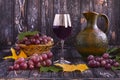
(30, 56, 37, 62)
(105, 63, 111, 69)
(45, 59, 52, 66)
(95, 57, 101, 62)
(34, 34, 40, 39)
(20, 62, 28, 70)
(13, 64, 20, 70)
(29, 65, 34, 70)
(47, 52, 53, 59)
(96, 61, 100, 67)
(33, 53, 39, 56)
(35, 40, 40, 44)
(47, 37, 53, 42)
(87, 53, 120, 70)
(30, 38, 36, 44)
(33, 57, 40, 64)
(105, 59, 109, 63)
(87, 55, 94, 61)
(41, 53, 48, 61)
(102, 53, 109, 59)
(43, 39, 48, 44)
(42, 35, 47, 38)
(113, 62, 120, 67)
(28, 60, 34, 66)
(15, 57, 25, 64)
(39, 55, 43, 62)
(101, 60, 106, 67)
(25, 41, 31, 45)
(8, 49, 54, 71)
(108, 59, 113, 64)
(41, 61, 46, 66)
(23, 37, 28, 41)
(14, 46, 21, 51)
(99, 57, 104, 61)
(16, 32, 53, 45)
(35, 62, 41, 68)
(88, 60, 97, 67)
(39, 37, 43, 41)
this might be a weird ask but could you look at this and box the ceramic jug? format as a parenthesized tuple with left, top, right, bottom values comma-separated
(75, 11, 109, 57)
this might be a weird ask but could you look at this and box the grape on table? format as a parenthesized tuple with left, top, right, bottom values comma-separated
(8, 51, 53, 71)
(87, 53, 120, 70)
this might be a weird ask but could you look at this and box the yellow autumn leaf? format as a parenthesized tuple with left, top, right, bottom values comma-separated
(11, 48, 18, 58)
(55, 64, 76, 72)
(76, 64, 89, 72)
(3, 56, 16, 60)
(18, 50, 27, 58)
(54, 63, 89, 72)
(3, 48, 18, 60)
(3, 48, 27, 60)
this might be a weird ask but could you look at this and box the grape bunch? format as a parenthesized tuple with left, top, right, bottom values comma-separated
(87, 53, 120, 69)
(16, 34, 53, 45)
(8, 51, 53, 71)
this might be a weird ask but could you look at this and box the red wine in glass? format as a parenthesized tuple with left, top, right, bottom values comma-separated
(53, 14, 72, 64)
(53, 26, 72, 40)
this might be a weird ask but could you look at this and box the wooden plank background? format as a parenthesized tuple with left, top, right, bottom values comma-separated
(0, 0, 119, 49)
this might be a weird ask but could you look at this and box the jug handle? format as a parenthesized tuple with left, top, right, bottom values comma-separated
(99, 14, 109, 33)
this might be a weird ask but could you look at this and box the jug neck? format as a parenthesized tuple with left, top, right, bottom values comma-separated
(87, 17, 97, 26)
(83, 12, 98, 28)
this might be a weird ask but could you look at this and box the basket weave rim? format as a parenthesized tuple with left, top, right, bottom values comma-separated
(16, 42, 54, 47)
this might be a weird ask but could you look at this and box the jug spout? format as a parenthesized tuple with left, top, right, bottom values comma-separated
(83, 11, 99, 19)
(83, 11, 99, 26)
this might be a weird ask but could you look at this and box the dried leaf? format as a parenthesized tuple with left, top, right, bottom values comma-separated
(3, 48, 18, 60)
(54, 63, 89, 72)
(3, 48, 27, 60)
(55, 64, 76, 72)
(76, 64, 89, 72)
(18, 50, 27, 58)
(11, 48, 18, 59)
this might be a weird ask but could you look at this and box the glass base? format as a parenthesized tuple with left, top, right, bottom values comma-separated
(54, 58, 71, 64)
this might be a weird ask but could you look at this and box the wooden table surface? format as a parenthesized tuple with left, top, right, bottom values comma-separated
(0, 47, 120, 80)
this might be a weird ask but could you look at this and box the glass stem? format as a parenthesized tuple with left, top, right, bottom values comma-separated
(60, 40, 64, 60)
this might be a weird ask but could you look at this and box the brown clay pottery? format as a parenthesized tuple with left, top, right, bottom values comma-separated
(75, 11, 109, 57)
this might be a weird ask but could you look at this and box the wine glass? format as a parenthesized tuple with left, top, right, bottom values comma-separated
(53, 14, 72, 64)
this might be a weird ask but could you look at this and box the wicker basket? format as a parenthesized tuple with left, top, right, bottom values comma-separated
(17, 42, 54, 56)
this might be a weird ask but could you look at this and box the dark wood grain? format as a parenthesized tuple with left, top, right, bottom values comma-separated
(110, 0, 120, 45)
(92, 68, 117, 78)
(66, 0, 81, 46)
(0, 2, 120, 79)
(1, 47, 120, 79)
(27, 0, 39, 31)
(1, 0, 120, 48)
(0, 0, 14, 49)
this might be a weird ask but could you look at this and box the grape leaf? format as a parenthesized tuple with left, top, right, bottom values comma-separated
(112, 66, 120, 70)
(40, 66, 49, 72)
(106, 47, 118, 53)
(18, 31, 39, 40)
(40, 66, 62, 72)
